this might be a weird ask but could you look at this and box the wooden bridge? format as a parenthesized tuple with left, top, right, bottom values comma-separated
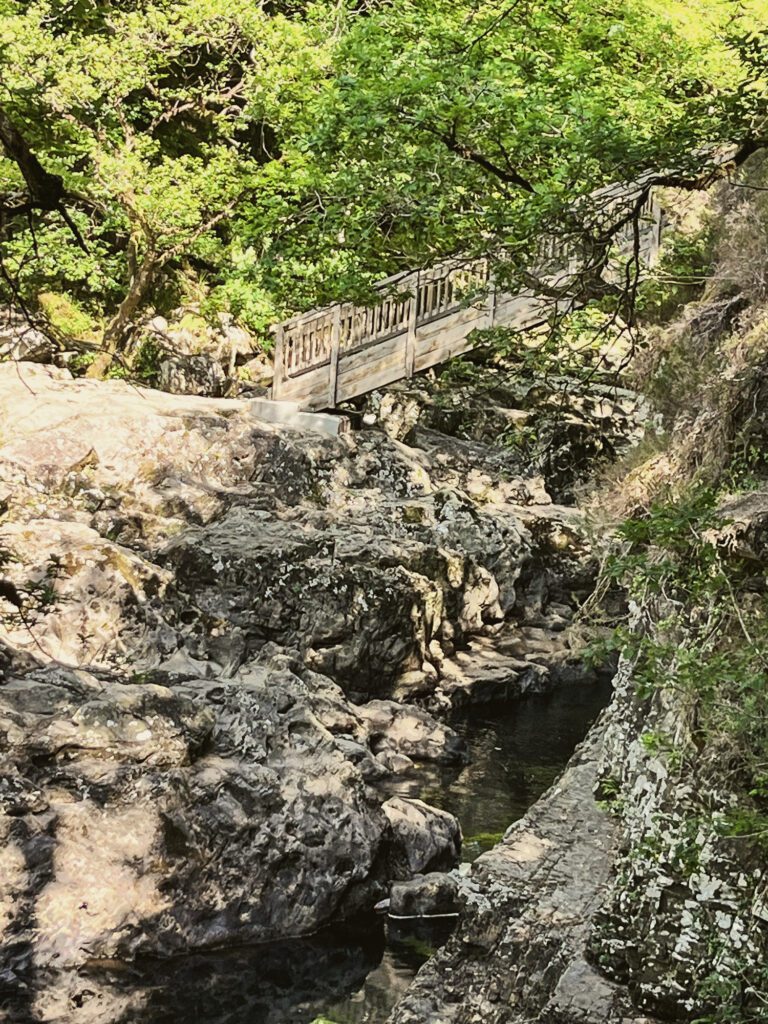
(271, 194, 662, 411)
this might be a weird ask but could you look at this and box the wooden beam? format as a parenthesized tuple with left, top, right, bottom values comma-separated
(272, 324, 285, 400)
(405, 273, 418, 378)
(328, 305, 341, 407)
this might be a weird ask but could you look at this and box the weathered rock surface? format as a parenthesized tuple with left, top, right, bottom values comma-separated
(0, 358, 624, 1011)
(0, 362, 596, 698)
(356, 368, 649, 503)
(389, 872, 461, 917)
(592, 634, 768, 1019)
(0, 656, 461, 977)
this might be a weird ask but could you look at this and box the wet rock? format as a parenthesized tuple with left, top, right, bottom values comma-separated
(387, 728, 645, 1024)
(389, 873, 460, 918)
(0, 358, 631, 999)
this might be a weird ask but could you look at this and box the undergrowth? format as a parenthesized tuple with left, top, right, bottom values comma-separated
(588, 480, 768, 1021)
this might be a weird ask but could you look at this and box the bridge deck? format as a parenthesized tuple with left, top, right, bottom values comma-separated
(271, 196, 662, 410)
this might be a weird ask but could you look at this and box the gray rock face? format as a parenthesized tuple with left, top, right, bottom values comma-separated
(387, 727, 654, 1024)
(0, 311, 53, 363)
(389, 872, 460, 917)
(0, 657, 462, 976)
(592, 639, 768, 1019)
(357, 370, 649, 503)
(0, 363, 594, 700)
(382, 797, 461, 876)
(158, 352, 228, 396)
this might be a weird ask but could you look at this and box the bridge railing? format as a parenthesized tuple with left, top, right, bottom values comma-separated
(272, 192, 662, 410)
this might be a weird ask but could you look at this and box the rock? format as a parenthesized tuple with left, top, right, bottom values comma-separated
(375, 749, 415, 773)
(389, 873, 460, 917)
(158, 353, 228, 396)
(240, 352, 275, 387)
(357, 699, 468, 764)
(387, 728, 644, 1024)
(0, 357, 631, 1005)
(0, 661, 453, 972)
(368, 390, 422, 440)
(0, 310, 53, 362)
(383, 797, 461, 877)
(0, 518, 176, 671)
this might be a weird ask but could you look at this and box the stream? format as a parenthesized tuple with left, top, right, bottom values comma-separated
(108, 677, 611, 1024)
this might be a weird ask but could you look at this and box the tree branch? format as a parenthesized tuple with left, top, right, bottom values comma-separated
(434, 122, 536, 193)
(0, 105, 87, 250)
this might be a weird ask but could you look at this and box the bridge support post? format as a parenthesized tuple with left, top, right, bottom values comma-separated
(328, 305, 341, 407)
(405, 273, 418, 378)
(272, 325, 285, 400)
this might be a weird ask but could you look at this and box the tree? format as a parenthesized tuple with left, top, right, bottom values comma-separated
(0, 0, 765, 370)
(0, 0, 333, 367)
(262, 0, 768, 306)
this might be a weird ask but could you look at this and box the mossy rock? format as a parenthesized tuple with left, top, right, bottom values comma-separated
(38, 292, 97, 340)
(177, 311, 211, 336)
(464, 831, 504, 854)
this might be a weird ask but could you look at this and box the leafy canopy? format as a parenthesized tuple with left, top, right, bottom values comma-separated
(0, 0, 765, 351)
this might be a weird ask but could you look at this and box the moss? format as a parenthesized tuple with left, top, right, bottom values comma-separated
(463, 831, 504, 854)
(38, 291, 98, 340)
(403, 504, 426, 524)
(177, 311, 210, 337)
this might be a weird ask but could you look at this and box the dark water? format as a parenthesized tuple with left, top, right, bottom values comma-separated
(83, 679, 611, 1024)
(384, 674, 614, 860)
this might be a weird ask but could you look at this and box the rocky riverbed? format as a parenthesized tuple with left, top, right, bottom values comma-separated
(0, 357, 645, 1021)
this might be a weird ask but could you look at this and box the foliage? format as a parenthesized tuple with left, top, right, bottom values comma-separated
(0, 0, 765, 366)
(475, 305, 636, 383)
(587, 479, 768, 1019)
(715, 151, 768, 306)
(604, 484, 768, 833)
(635, 226, 715, 324)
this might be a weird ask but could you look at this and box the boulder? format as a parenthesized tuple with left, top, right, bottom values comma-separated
(389, 873, 461, 917)
(158, 353, 228, 396)
(0, 661, 458, 974)
(357, 699, 467, 764)
(0, 310, 53, 362)
(383, 797, 462, 877)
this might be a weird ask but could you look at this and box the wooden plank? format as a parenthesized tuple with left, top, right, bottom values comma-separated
(417, 336, 477, 374)
(274, 364, 330, 404)
(405, 279, 417, 378)
(271, 190, 662, 409)
(337, 360, 410, 404)
(415, 303, 486, 346)
(336, 331, 408, 394)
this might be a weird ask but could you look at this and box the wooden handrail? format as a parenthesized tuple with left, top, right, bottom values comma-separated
(272, 191, 663, 410)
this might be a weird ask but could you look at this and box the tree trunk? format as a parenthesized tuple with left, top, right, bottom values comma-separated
(87, 241, 157, 378)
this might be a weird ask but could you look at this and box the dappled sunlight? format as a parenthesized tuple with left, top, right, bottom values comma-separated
(34, 803, 169, 969)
